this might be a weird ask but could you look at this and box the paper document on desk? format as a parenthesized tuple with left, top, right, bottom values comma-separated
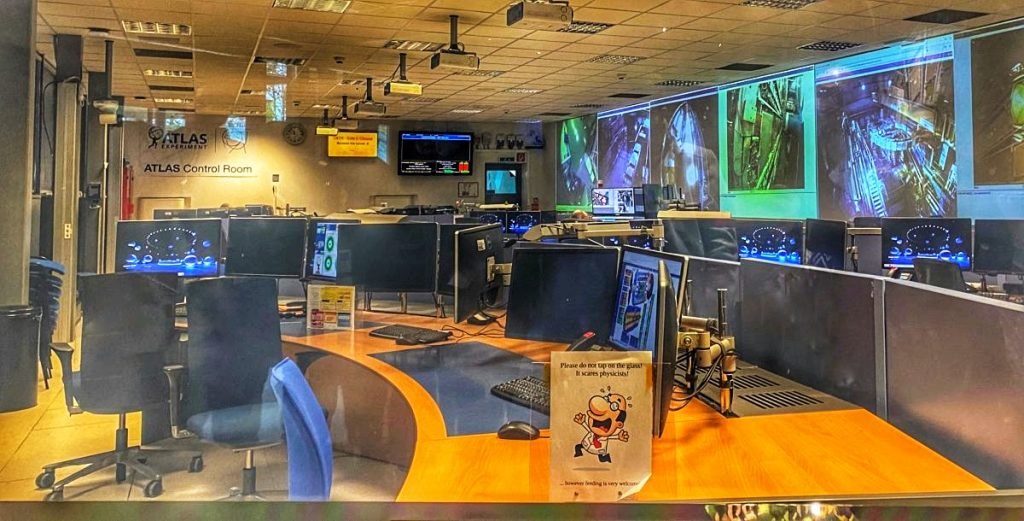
(549, 351, 652, 502)
(307, 285, 356, 331)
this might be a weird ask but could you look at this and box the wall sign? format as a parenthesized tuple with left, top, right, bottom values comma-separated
(129, 118, 259, 178)
(328, 132, 379, 157)
(549, 351, 652, 502)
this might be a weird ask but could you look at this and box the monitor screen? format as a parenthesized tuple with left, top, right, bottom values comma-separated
(609, 247, 687, 351)
(115, 219, 223, 278)
(398, 132, 473, 176)
(881, 218, 972, 270)
(469, 211, 507, 233)
(439, 223, 479, 296)
(306, 219, 358, 281)
(506, 211, 541, 235)
(592, 188, 638, 217)
(974, 219, 1024, 274)
(804, 219, 848, 270)
(486, 167, 519, 195)
(225, 217, 307, 278)
(735, 219, 804, 264)
(505, 247, 620, 343)
(454, 224, 505, 323)
(336, 223, 440, 292)
(654, 259, 679, 438)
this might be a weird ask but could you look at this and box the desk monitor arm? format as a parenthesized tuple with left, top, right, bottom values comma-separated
(678, 288, 738, 416)
(522, 220, 666, 249)
(492, 262, 513, 287)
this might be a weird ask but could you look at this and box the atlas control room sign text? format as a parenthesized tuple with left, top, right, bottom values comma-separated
(128, 118, 258, 178)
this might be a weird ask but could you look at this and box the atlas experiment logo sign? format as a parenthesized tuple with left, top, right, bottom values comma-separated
(147, 126, 209, 150)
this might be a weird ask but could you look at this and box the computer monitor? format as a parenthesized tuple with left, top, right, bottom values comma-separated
(197, 208, 230, 218)
(439, 223, 478, 296)
(224, 217, 307, 278)
(305, 219, 359, 281)
(454, 224, 504, 323)
(592, 187, 641, 218)
(114, 219, 223, 277)
(335, 223, 440, 292)
(504, 246, 620, 343)
(804, 219, 848, 270)
(153, 208, 198, 219)
(609, 247, 688, 351)
(469, 211, 507, 233)
(881, 218, 972, 270)
(735, 219, 804, 264)
(654, 260, 679, 438)
(974, 219, 1024, 275)
(540, 210, 559, 224)
(913, 258, 968, 292)
(506, 211, 542, 236)
(852, 216, 882, 228)
(484, 163, 522, 206)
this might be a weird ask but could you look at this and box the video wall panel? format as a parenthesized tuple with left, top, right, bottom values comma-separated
(971, 29, 1024, 186)
(650, 92, 720, 210)
(816, 38, 956, 220)
(556, 115, 599, 211)
(597, 107, 651, 189)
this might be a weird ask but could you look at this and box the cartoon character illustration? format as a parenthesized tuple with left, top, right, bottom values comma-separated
(573, 392, 630, 463)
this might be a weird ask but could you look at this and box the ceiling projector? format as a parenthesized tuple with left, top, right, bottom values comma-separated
(430, 49, 480, 71)
(507, 1, 573, 31)
(384, 80, 423, 97)
(353, 100, 387, 116)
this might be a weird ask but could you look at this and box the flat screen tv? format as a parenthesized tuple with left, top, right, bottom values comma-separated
(398, 132, 473, 176)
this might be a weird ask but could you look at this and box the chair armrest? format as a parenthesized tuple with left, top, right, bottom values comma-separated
(51, 344, 80, 414)
(162, 365, 192, 439)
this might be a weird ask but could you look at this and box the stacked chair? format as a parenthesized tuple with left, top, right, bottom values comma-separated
(28, 257, 64, 386)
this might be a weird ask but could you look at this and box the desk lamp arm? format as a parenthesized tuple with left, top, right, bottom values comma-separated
(676, 288, 737, 416)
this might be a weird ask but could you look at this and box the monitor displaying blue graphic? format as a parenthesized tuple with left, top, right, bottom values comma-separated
(115, 219, 222, 277)
(735, 219, 804, 264)
(881, 218, 972, 269)
(506, 211, 540, 235)
(469, 211, 507, 233)
(609, 248, 687, 351)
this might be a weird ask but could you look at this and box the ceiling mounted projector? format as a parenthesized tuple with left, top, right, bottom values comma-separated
(316, 107, 339, 135)
(507, 1, 573, 31)
(384, 53, 424, 97)
(354, 78, 387, 116)
(431, 15, 480, 71)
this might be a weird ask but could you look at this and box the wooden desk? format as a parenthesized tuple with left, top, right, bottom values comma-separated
(284, 312, 993, 503)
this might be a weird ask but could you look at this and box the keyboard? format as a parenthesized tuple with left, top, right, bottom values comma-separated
(369, 324, 452, 344)
(491, 376, 550, 415)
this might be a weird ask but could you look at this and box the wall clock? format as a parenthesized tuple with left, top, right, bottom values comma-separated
(283, 122, 307, 146)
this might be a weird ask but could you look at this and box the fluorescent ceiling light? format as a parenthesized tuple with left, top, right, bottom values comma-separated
(272, 0, 351, 13)
(121, 21, 191, 36)
(384, 40, 445, 52)
(587, 54, 643, 65)
(505, 88, 543, 94)
(144, 69, 193, 78)
(451, 108, 484, 114)
(153, 97, 193, 104)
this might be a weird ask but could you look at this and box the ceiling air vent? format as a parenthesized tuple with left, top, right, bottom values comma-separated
(254, 56, 308, 66)
(799, 40, 862, 51)
(134, 48, 193, 60)
(718, 62, 772, 71)
(905, 9, 987, 24)
(587, 54, 643, 65)
(558, 21, 612, 34)
(608, 92, 649, 99)
(742, 0, 819, 9)
(655, 79, 705, 87)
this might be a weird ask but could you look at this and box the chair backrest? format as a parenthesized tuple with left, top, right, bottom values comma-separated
(184, 277, 282, 417)
(77, 272, 179, 411)
(913, 258, 968, 292)
(269, 358, 333, 501)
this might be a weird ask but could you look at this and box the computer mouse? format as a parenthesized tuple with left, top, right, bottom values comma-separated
(497, 421, 540, 441)
(395, 335, 420, 346)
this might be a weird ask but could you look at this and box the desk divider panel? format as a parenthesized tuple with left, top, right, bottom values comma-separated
(885, 281, 1024, 489)
(683, 255, 741, 337)
(739, 260, 882, 412)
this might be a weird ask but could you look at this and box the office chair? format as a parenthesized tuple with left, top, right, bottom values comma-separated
(269, 358, 333, 501)
(36, 273, 202, 501)
(912, 258, 969, 292)
(171, 277, 283, 499)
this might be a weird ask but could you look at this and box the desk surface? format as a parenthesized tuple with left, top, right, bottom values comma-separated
(284, 312, 993, 503)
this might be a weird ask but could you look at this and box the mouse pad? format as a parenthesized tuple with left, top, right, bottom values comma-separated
(371, 342, 549, 436)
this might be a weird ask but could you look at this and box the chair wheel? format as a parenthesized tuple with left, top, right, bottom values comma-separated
(137, 457, 147, 464)
(35, 470, 55, 489)
(45, 487, 63, 502)
(144, 479, 162, 498)
(188, 455, 204, 473)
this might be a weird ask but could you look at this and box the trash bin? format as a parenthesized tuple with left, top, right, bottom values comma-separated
(0, 305, 41, 412)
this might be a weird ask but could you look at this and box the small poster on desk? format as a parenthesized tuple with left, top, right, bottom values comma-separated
(307, 285, 356, 331)
(549, 351, 652, 502)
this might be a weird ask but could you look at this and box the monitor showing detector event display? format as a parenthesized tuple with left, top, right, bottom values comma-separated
(881, 218, 972, 269)
(115, 219, 223, 278)
(398, 132, 473, 176)
(592, 187, 643, 217)
(735, 219, 804, 265)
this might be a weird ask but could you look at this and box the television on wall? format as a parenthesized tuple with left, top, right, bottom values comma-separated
(398, 132, 474, 176)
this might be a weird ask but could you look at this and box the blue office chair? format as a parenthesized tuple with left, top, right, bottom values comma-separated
(37, 273, 202, 501)
(171, 277, 283, 499)
(269, 358, 333, 501)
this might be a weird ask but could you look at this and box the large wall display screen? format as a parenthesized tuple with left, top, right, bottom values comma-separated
(557, 115, 599, 211)
(650, 92, 720, 210)
(816, 37, 956, 220)
(970, 28, 1024, 186)
(598, 107, 651, 188)
(725, 74, 808, 191)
